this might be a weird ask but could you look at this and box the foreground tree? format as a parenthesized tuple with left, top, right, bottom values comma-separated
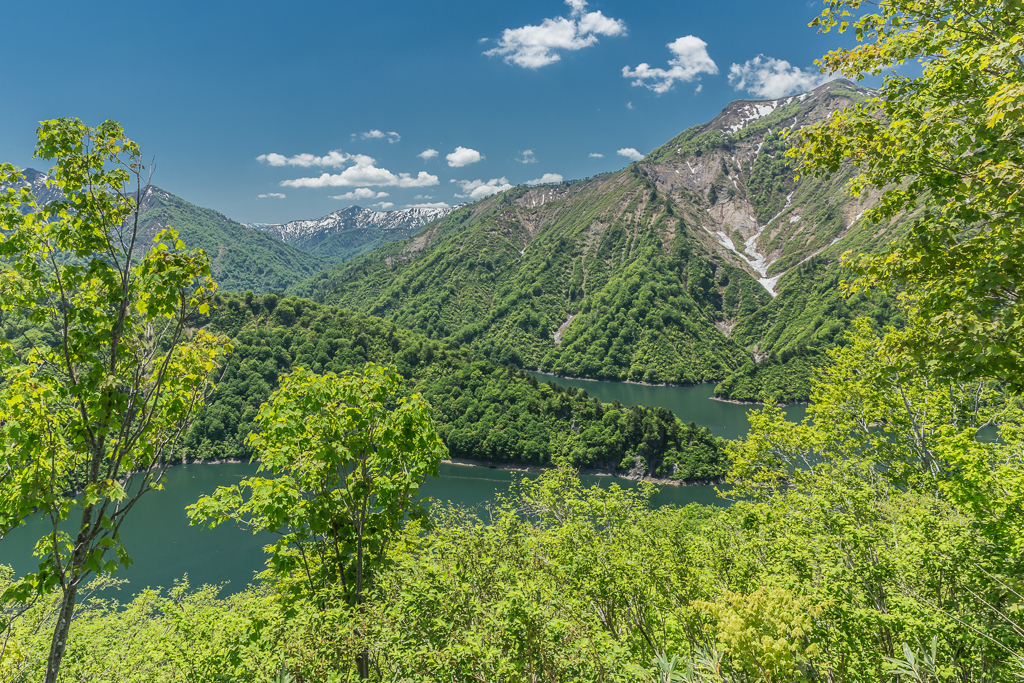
(188, 363, 447, 679)
(794, 0, 1024, 384)
(728, 321, 1024, 675)
(0, 119, 228, 683)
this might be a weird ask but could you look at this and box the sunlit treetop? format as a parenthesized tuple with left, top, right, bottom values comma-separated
(793, 0, 1024, 385)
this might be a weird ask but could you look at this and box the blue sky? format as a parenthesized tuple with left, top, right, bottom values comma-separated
(0, 0, 869, 224)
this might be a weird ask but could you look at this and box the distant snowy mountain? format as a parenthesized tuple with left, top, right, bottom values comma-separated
(250, 205, 455, 261)
(4, 167, 63, 206)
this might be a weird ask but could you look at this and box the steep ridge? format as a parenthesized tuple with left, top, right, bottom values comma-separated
(643, 79, 885, 290)
(134, 187, 332, 293)
(640, 79, 901, 399)
(6, 172, 333, 295)
(292, 80, 898, 398)
(251, 205, 454, 261)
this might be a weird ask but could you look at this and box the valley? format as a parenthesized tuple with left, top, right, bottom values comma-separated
(4, 0, 1021, 676)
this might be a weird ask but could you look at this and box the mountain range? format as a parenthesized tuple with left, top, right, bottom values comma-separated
(11, 79, 896, 403)
(7, 171, 454, 295)
(248, 204, 455, 261)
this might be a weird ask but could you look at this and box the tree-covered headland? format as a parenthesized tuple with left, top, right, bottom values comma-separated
(3, 0, 1024, 680)
(184, 291, 728, 481)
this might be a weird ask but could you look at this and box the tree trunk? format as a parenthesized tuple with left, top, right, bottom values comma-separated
(44, 579, 78, 683)
(45, 506, 91, 683)
(356, 649, 370, 680)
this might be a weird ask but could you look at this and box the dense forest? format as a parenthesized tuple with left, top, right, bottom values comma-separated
(184, 291, 727, 482)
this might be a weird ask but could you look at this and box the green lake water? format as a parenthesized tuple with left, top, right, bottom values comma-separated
(0, 375, 802, 595)
(527, 373, 807, 440)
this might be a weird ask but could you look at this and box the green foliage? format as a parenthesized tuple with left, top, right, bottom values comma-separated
(0, 119, 231, 682)
(291, 174, 762, 385)
(541, 235, 768, 384)
(795, 0, 1024, 385)
(183, 293, 730, 481)
(722, 320, 1024, 678)
(189, 364, 445, 615)
(716, 258, 902, 402)
(6, 447, 1024, 680)
(746, 130, 795, 225)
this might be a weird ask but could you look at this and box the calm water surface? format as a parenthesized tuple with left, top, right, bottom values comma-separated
(527, 372, 807, 440)
(0, 376, 800, 595)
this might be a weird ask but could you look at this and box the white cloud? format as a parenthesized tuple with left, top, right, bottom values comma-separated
(695, 84, 703, 94)
(280, 153, 439, 189)
(617, 148, 644, 162)
(407, 202, 451, 209)
(329, 188, 390, 201)
(728, 55, 834, 99)
(418, 148, 439, 160)
(360, 129, 401, 143)
(257, 151, 348, 168)
(478, 37, 489, 44)
(414, 194, 433, 200)
(374, 202, 395, 210)
(517, 149, 538, 164)
(626, 102, 633, 109)
(452, 177, 513, 200)
(589, 153, 604, 158)
(257, 192, 286, 199)
(446, 146, 484, 168)
(527, 173, 563, 185)
(484, 0, 626, 69)
(622, 36, 719, 94)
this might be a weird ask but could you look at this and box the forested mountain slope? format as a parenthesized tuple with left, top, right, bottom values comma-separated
(7, 171, 333, 294)
(133, 187, 332, 293)
(183, 291, 728, 482)
(291, 80, 897, 399)
(251, 204, 454, 261)
(294, 171, 768, 383)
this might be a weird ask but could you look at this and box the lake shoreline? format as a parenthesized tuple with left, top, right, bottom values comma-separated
(170, 456, 723, 488)
(530, 368, 700, 389)
(441, 457, 724, 488)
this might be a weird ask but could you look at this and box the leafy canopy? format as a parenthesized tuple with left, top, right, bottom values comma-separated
(188, 363, 447, 609)
(793, 0, 1024, 383)
(0, 118, 229, 682)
